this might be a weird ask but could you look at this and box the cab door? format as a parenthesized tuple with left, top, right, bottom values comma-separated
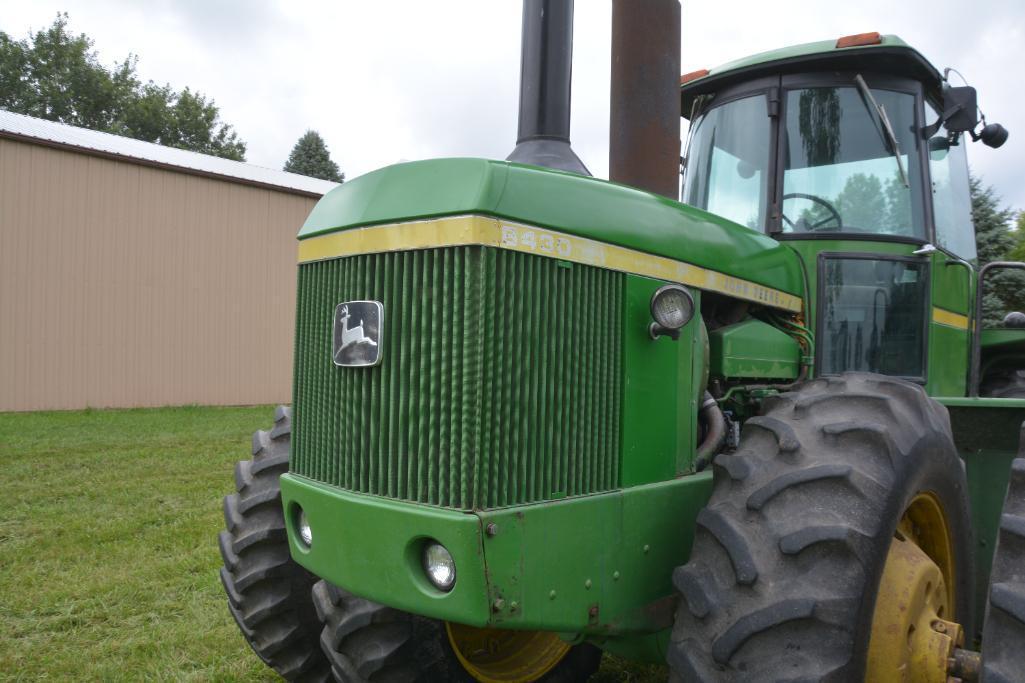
(923, 101, 975, 397)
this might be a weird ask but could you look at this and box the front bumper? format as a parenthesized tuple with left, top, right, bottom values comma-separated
(280, 471, 713, 633)
(280, 474, 492, 626)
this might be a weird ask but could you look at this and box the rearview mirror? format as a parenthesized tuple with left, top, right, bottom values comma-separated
(942, 86, 978, 134)
(923, 82, 1008, 150)
(928, 136, 951, 157)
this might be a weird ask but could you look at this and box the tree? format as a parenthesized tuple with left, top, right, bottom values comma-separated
(0, 14, 246, 160)
(283, 130, 344, 183)
(796, 172, 904, 232)
(884, 172, 912, 231)
(1009, 212, 1025, 263)
(835, 173, 887, 230)
(972, 175, 1025, 327)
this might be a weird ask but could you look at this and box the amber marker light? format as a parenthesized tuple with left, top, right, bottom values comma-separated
(680, 68, 710, 85)
(836, 32, 882, 48)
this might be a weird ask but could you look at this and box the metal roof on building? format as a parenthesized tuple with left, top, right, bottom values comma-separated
(0, 109, 338, 197)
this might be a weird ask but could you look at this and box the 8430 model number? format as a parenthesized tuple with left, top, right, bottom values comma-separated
(500, 225, 572, 257)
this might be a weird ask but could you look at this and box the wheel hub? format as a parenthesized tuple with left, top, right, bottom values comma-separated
(445, 622, 571, 683)
(866, 493, 963, 682)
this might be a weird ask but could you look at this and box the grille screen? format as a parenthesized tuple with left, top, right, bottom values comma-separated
(291, 246, 623, 509)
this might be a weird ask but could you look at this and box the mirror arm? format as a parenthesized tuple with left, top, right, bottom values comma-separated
(922, 118, 944, 139)
(921, 103, 965, 139)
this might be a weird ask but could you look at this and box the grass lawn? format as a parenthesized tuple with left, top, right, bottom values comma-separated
(0, 406, 668, 681)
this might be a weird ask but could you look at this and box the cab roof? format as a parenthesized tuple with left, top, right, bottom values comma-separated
(680, 34, 943, 118)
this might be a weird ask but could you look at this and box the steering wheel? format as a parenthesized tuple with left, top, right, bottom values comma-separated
(781, 193, 843, 232)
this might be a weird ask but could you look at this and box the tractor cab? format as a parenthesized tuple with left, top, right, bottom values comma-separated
(679, 32, 1017, 396)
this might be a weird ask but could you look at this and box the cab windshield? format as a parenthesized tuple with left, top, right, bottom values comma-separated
(682, 94, 770, 230)
(782, 86, 924, 238)
(682, 80, 926, 239)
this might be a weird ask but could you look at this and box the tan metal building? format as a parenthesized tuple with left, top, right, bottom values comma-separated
(0, 110, 338, 412)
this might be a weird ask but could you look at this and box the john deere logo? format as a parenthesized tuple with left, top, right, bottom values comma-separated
(332, 301, 383, 367)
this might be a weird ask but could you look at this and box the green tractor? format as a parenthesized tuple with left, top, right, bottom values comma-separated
(218, 3, 1025, 681)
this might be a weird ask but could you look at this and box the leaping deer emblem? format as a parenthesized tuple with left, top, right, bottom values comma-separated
(335, 305, 377, 362)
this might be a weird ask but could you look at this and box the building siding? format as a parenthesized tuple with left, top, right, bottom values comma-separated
(0, 137, 318, 411)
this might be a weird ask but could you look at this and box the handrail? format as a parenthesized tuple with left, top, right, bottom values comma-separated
(969, 261, 1025, 397)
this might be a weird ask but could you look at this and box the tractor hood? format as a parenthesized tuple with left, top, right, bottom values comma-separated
(299, 158, 804, 307)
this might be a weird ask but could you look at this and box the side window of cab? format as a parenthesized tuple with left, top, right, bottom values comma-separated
(926, 101, 976, 259)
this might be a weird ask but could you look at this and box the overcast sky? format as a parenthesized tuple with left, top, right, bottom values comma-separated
(2, 0, 1022, 211)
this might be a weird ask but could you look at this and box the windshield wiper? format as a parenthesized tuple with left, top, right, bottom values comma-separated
(854, 74, 909, 188)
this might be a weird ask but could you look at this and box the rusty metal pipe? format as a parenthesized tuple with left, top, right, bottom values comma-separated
(609, 0, 681, 198)
(948, 648, 981, 681)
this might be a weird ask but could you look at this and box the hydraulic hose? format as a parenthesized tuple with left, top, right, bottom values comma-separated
(694, 391, 726, 472)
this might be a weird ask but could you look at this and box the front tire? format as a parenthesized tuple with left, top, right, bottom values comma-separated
(668, 373, 974, 681)
(218, 406, 329, 680)
(311, 580, 602, 682)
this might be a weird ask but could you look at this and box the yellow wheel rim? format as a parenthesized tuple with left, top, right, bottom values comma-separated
(866, 492, 961, 682)
(445, 622, 571, 683)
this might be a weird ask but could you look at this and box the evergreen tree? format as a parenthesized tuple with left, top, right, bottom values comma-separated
(283, 130, 344, 183)
(972, 175, 1025, 326)
(1009, 212, 1025, 262)
(0, 14, 246, 160)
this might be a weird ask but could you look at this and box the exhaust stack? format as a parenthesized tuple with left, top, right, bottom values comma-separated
(609, 0, 681, 199)
(506, 0, 590, 175)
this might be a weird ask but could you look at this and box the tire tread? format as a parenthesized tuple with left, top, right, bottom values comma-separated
(982, 458, 1025, 683)
(219, 406, 330, 681)
(669, 372, 971, 682)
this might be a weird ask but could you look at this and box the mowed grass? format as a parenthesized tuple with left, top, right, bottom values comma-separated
(0, 406, 667, 681)
(0, 406, 278, 681)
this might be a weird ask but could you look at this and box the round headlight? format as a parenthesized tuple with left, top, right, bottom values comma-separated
(297, 509, 313, 547)
(650, 285, 695, 330)
(422, 541, 456, 591)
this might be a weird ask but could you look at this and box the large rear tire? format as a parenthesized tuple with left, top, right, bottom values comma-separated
(668, 372, 974, 681)
(218, 406, 330, 681)
(981, 370, 1025, 399)
(312, 580, 602, 682)
(981, 457, 1025, 683)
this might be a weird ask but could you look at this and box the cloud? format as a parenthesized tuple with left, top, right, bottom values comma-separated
(2, 0, 1021, 210)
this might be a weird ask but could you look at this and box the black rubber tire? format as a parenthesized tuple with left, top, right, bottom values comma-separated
(981, 457, 1025, 683)
(668, 372, 974, 682)
(981, 370, 1025, 399)
(312, 580, 602, 682)
(218, 406, 330, 681)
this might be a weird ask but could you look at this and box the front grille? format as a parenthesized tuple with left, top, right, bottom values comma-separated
(291, 246, 623, 509)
